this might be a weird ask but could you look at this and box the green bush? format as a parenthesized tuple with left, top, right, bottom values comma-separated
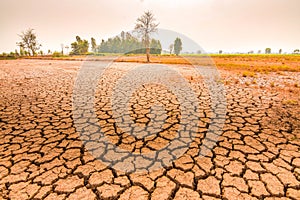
(52, 51, 63, 57)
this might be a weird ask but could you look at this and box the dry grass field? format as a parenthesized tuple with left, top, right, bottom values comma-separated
(27, 54, 300, 72)
(116, 54, 300, 72)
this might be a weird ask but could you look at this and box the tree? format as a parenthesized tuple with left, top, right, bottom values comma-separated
(111, 36, 121, 53)
(17, 28, 41, 56)
(61, 44, 64, 55)
(99, 39, 107, 53)
(174, 37, 182, 56)
(219, 50, 223, 54)
(19, 46, 24, 56)
(96, 31, 163, 54)
(134, 11, 159, 62)
(169, 44, 174, 54)
(293, 49, 299, 54)
(265, 48, 271, 54)
(150, 39, 162, 54)
(91, 37, 97, 53)
(15, 49, 19, 57)
(279, 49, 282, 54)
(70, 36, 89, 55)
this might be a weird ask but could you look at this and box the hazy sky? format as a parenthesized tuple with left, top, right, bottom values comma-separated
(1, 0, 299, 53)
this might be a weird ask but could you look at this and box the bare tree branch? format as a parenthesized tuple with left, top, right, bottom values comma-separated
(17, 28, 41, 56)
(134, 11, 159, 62)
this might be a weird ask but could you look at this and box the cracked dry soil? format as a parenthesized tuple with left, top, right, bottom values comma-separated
(0, 59, 299, 200)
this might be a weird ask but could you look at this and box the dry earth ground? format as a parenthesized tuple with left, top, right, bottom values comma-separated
(0, 59, 299, 200)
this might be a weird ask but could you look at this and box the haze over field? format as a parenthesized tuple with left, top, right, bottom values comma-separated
(1, 0, 299, 53)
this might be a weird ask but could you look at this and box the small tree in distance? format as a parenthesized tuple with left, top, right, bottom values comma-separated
(91, 37, 97, 53)
(174, 37, 182, 56)
(70, 36, 89, 55)
(134, 11, 159, 62)
(265, 48, 271, 54)
(169, 44, 174, 54)
(61, 44, 64, 55)
(150, 39, 162, 54)
(17, 28, 41, 56)
(19, 46, 24, 56)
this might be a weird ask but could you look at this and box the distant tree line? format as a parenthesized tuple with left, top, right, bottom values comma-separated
(97, 31, 162, 54)
(69, 31, 162, 55)
(12, 27, 300, 57)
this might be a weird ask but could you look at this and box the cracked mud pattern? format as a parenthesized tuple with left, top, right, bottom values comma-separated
(0, 59, 300, 200)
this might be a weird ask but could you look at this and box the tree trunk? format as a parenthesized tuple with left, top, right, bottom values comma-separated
(146, 47, 150, 62)
(31, 48, 35, 56)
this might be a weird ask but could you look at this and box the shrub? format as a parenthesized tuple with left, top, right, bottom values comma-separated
(0, 52, 17, 60)
(52, 51, 63, 57)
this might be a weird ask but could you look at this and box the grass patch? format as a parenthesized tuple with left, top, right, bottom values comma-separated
(242, 71, 256, 77)
(282, 99, 298, 105)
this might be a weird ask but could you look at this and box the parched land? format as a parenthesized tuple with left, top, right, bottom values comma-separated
(0, 58, 299, 200)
